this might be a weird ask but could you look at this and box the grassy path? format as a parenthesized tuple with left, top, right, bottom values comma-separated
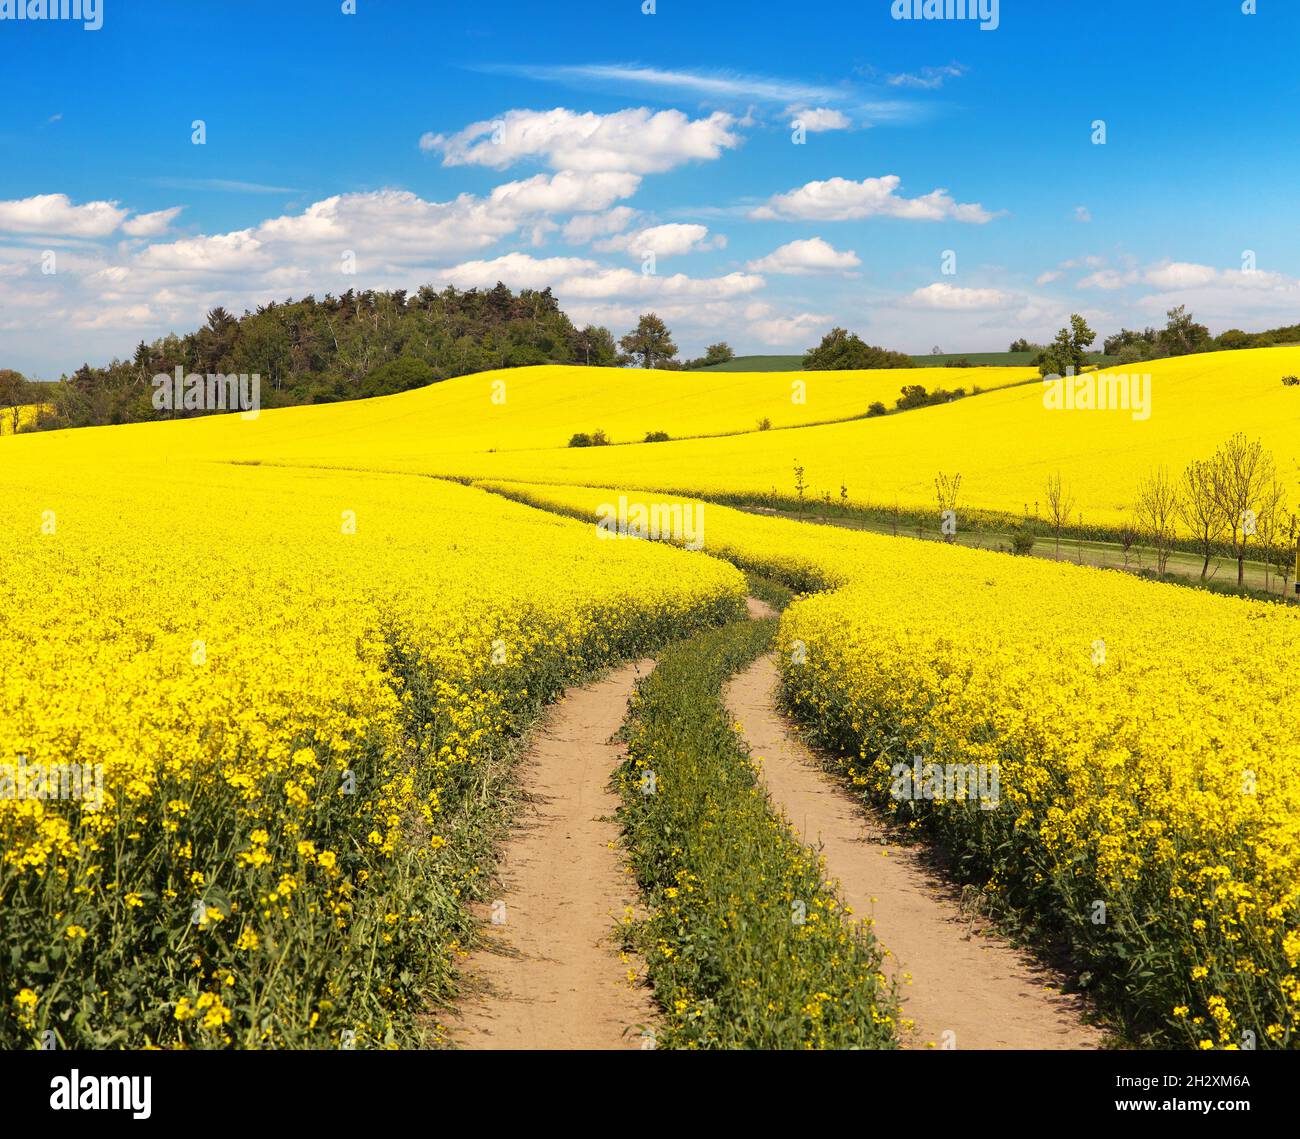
(724, 622, 1107, 1050)
(615, 614, 900, 1048)
(446, 660, 656, 1049)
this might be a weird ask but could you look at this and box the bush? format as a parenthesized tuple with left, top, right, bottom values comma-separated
(866, 401, 887, 417)
(756, 417, 772, 431)
(643, 430, 670, 443)
(1010, 525, 1036, 556)
(1282, 375, 1299, 387)
(568, 429, 610, 448)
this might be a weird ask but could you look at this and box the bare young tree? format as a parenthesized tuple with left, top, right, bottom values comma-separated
(1178, 458, 1224, 579)
(1045, 472, 1075, 560)
(1211, 433, 1276, 588)
(934, 471, 963, 544)
(1255, 473, 1289, 594)
(1135, 465, 1179, 577)
(1117, 518, 1141, 570)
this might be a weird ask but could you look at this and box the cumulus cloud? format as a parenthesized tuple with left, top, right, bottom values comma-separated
(429, 251, 761, 300)
(121, 207, 184, 237)
(422, 107, 740, 174)
(562, 206, 638, 244)
(742, 302, 830, 345)
(746, 237, 860, 275)
(0, 193, 127, 238)
(903, 283, 1015, 310)
(1143, 261, 1219, 290)
(594, 223, 724, 257)
(751, 175, 996, 223)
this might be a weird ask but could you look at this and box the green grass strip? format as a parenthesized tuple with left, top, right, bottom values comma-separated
(616, 618, 899, 1049)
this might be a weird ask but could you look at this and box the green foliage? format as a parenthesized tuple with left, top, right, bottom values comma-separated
(895, 384, 966, 411)
(866, 401, 887, 417)
(29, 284, 614, 431)
(568, 429, 610, 448)
(1038, 313, 1097, 377)
(643, 430, 671, 443)
(617, 619, 898, 1048)
(618, 313, 678, 369)
(1009, 524, 1037, 556)
(802, 328, 912, 370)
(683, 342, 735, 370)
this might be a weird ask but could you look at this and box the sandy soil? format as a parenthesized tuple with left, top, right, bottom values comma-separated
(446, 659, 657, 1050)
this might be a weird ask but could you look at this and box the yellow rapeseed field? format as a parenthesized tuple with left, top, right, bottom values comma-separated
(0, 362, 1032, 468)
(478, 479, 1300, 1047)
(0, 452, 744, 1048)
(445, 350, 1300, 529)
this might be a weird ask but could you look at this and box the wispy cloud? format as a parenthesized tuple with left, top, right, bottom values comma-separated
(149, 177, 302, 195)
(475, 62, 931, 124)
(481, 62, 844, 106)
(887, 63, 967, 90)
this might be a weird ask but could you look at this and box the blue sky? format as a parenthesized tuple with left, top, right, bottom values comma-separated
(3, 0, 1299, 377)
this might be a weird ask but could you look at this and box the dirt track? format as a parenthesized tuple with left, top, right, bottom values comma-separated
(447, 659, 655, 1049)
(726, 598, 1105, 1049)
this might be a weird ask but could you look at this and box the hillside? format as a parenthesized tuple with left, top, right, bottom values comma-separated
(0, 361, 1035, 467)
(358, 348, 1295, 528)
(10, 350, 1296, 530)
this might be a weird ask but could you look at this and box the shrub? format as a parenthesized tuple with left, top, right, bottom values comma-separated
(1282, 375, 1299, 387)
(866, 401, 887, 418)
(643, 430, 671, 443)
(568, 429, 610, 447)
(756, 417, 772, 431)
(1010, 525, 1036, 556)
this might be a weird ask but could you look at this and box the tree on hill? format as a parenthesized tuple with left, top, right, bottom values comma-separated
(803, 328, 912, 370)
(0, 368, 32, 433)
(575, 324, 619, 367)
(619, 313, 678, 369)
(1038, 314, 1096, 377)
(684, 342, 735, 369)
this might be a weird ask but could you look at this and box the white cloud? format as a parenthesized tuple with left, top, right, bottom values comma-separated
(1078, 267, 1140, 290)
(432, 252, 763, 302)
(1143, 261, 1219, 290)
(742, 302, 830, 345)
(1074, 205, 1092, 223)
(0, 193, 127, 237)
(904, 283, 1015, 310)
(487, 170, 641, 215)
(423, 107, 740, 174)
(563, 206, 638, 244)
(122, 207, 183, 237)
(595, 223, 723, 257)
(747, 237, 860, 275)
(751, 175, 996, 223)
(1035, 270, 1062, 286)
(786, 107, 852, 131)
